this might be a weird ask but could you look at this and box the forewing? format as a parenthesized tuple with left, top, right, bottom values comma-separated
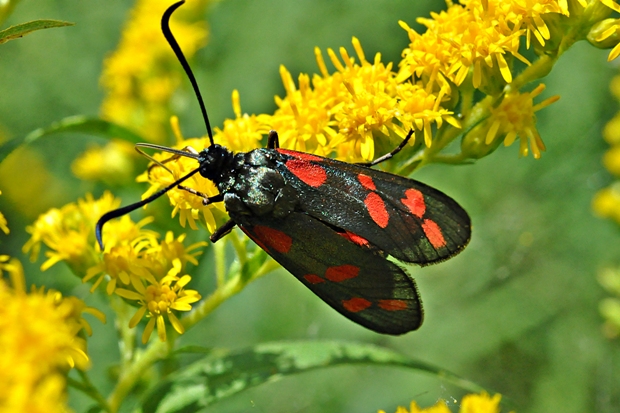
(237, 211, 423, 335)
(275, 149, 471, 265)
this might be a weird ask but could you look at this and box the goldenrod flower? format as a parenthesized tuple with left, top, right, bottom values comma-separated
(398, 0, 570, 93)
(84, 243, 150, 294)
(598, 266, 620, 337)
(116, 255, 202, 343)
(593, 183, 620, 225)
(24, 192, 118, 274)
(0, 257, 104, 413)
(269, 37, 457, 162)
(213, 90, 272, 153)
(100, 0, 209, 141)
(378, 392, 506, 413)
(484, 84, 559, 159)
(400, 2, 523, 90)
(460, 392, 503, 413)
(23, 192, 158, 287)
(0, 191, 8, 235)
(86, 227, 204, 341)
(137, 136, 221, 233)
(71, 139, 137, 185)
(0, 211, 7, 235)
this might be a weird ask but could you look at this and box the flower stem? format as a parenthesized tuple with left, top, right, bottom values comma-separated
(107, 340, 168, 413)
(67, 370, 111, 412)
(213, 238, 226, 286)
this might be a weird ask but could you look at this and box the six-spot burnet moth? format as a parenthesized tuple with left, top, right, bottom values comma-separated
(96, 0, 472, 335)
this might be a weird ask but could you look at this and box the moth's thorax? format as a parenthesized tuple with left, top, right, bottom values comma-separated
(219, 148, 298, 219)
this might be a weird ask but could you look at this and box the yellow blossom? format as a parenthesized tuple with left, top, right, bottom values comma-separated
(22, 192, 158, 287)
(484, 84, 559, 159)
(598, 266, 620, 337)
(137, 128, 221, 233)
(399, 0, 533, 91)
(71, 139, 137, 185)
(84, 225, 204, 340)
(0, 257, 104, 413)
(460, 392, 503, 413)
(593, 183, 620, 225)
(100, 0, 209, 142)
(115, 256, 202, 343)
(23, 192, 118, 273)
(269, 37, 457, 162)
(0, 191, 8, 235)
(378, 392, 506, 413)
(213, 90, 272, 153)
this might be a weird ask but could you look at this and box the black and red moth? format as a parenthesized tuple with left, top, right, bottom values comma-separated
(96, 1, 471, 335)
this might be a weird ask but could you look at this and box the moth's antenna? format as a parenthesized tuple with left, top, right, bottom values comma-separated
(96, 1, 214, 249)
(162, 0, 214, 145)
(95, 167, 202, 249)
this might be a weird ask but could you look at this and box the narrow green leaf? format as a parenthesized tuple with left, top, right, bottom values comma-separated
(0, 19, 74, 44)
(142, 340, 486, 413)
(0, 116, 145, 163)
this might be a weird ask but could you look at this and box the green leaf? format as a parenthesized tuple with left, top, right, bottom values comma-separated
(141, 340, 485, 413)
(0, 19, 74, 44)
(0, 116, 145, 163)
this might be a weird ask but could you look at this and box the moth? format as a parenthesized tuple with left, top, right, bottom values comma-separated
(97, 0, 471, 335)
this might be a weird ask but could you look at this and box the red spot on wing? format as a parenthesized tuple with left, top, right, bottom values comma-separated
(378, 299, 408, 311)
(342, 297, 372, 313)
(304, 274, 325, 284)
(357, 173, 376, 191)
(277, 148, 323, 162)
(364, 192, 389, 228)
(253, 225, 293, 253)
(338, 230, 370, 247)
(422, 219, 447, 249)
(242, 227, 270, 251)
(401, 188, 426, 218)
(325, 264, 360, 282)
(286, 159, 327, 187)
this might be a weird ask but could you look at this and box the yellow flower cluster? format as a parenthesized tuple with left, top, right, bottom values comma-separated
(379, 392, 506, 413)
(100, 0, 209, 142)
(269, 38, 460, 162)
(71, 139, 137, 186)
(484, 84, 559, 159)
(23, 192, 122, 274)
(0, 257, 104, 413)
(0, 191, 8, 235)
(593, 72, 620, 225)
(74, 0, 210, 185)
(598, 266, 620, 338)
(23, 192, 205, 343)
(87, 230, 204, 343)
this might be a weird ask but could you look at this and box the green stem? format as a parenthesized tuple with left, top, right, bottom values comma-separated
(107, 340, 168, 413)
(67, 370, 111, 412)
(213, 238, 226, 286)
(229, 228, 248, 264)
(110, 295, 136, 371)
(181, 256, 278, 331)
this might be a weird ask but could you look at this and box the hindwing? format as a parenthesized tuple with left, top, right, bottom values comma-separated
(237, 211, 423, 335)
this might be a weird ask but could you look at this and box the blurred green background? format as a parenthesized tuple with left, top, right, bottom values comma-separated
(1, 1, 619, 412)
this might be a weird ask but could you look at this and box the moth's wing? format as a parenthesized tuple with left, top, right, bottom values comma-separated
(237, 211, 423, 335)
(275, 149, 471, 265)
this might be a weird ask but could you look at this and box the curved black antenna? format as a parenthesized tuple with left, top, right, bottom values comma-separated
(95, 167, 202, 249)
(162, 0, 214, 145)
